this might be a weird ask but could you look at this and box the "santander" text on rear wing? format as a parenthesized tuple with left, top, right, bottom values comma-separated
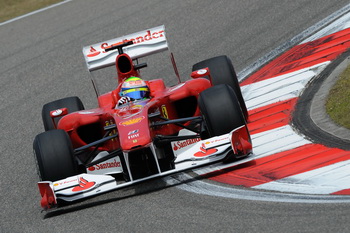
(82, 25, 168, 71)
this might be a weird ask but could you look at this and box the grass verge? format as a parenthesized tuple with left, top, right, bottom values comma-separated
(326, 63, 350, 129)
(0, 0, 62, 23)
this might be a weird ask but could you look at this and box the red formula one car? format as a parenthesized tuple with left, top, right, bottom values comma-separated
(33, 25, 252, 209)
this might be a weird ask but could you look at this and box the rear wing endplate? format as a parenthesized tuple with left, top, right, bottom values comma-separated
(82, 25, 168, 71)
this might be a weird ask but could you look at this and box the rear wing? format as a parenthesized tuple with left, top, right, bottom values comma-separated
(82, 25, 168, 71)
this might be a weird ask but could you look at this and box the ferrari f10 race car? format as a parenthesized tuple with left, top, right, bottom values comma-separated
(33, 25, 252, 209)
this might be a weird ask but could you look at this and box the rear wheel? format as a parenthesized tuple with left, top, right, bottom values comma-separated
(42, 96, 84, 131)
(33, 129, 78, 181)
(193, 55, 248, 120)
(199, 84, 246, 137)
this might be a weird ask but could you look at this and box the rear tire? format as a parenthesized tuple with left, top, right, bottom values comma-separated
(199, 84, 246, 137)
(33, 129, 77, 181)
(42, 96, 84, 131)
(193, 55, 248, 120)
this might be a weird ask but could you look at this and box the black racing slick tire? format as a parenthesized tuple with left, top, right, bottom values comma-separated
(42, 96, 84, 131)
(192, 55, 248, 120)
(199, 84, 246, 137)
(33, 129, 77, 181)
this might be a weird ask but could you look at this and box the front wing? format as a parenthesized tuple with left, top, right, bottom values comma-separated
(38, 126, 252, 209)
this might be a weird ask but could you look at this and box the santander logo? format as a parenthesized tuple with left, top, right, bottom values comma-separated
(87, 29, 165, 58)
(173, 138, 201, 151)
(87, 46, 101, 57)
(194, 143, 218, 157)
(88, 159, 121, 171)
(72, 177, 95, 192)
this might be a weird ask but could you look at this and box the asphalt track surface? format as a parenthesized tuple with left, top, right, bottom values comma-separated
(1, 1, 350, 232)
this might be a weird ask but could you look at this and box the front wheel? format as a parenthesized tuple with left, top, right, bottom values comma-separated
(193, 55, 248, 120)
(33, 129, 78, 181)
(199, 84, 246, 137)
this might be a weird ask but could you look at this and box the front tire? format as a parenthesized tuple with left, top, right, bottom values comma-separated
(33, 129, 78, 181)
(199, 84, 246, 137)
(193, 55, 248, 120)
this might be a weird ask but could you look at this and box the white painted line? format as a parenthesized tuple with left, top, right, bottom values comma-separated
(0, 0, 72, 27)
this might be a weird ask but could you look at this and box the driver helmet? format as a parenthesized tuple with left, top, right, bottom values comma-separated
(120, 77, 150, 100)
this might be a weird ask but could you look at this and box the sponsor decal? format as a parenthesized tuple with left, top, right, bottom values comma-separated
(161, 105, 169, 119)
(53, 178, 78, 187)
(204, 136, 229, 146)
(194, 143, 218, 157)
(72, 177, 96, 192)
(88, 159, 121, 172)
(128, 129, 139, 135)
(87, 29, 165, 58)
(133, 139, 138, 143)
(119, 116, 144, 126)
(87, 46, 101, 57)
(128, 133, 139, 139)
(173, 138, 201, 151)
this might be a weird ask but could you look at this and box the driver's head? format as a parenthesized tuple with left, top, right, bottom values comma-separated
(120, 77, 150, 100)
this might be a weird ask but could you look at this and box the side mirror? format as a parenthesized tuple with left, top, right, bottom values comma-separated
(190, 68, 213, 85)
(50, 108, 68, 129)
(190, 68, 210, 78)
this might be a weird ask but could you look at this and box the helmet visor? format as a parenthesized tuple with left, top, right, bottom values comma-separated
(121, 87, 149, 100)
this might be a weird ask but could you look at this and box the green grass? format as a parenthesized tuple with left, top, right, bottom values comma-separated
(0, 0, 62, 23)
(326, 63, 350, 129)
